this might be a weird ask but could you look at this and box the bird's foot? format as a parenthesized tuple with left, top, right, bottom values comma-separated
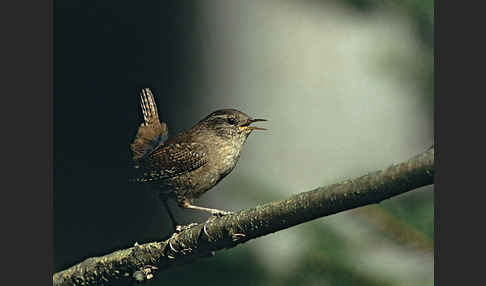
(166, 223, 199, 257)
(210, 210, 234, 217)
(202, 211, 233, 238)
(202, 219, 214, 239)
(175, 222, 199, 233)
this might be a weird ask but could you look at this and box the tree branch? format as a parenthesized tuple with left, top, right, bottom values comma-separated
(53, 148, 434, 286)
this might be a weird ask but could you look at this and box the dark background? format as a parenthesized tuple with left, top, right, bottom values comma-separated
(54, 0, 202, 272)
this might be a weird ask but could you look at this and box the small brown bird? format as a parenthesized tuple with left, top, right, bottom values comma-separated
(130, 88, 266, 230)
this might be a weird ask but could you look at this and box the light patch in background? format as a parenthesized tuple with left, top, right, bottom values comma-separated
(195, 0, 433, 284)
(325, 212, 434, 284)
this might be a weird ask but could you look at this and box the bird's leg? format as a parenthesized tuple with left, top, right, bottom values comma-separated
(178, 199, 234, 238)
(160, 195, 179, 233)
(179, 200, 233, 217)
(160, 194, 201, 233)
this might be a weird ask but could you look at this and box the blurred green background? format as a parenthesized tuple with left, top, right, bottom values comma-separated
(54, 0, 433, 285)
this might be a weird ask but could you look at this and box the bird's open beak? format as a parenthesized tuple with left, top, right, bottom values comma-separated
(239, 118, 267, 131)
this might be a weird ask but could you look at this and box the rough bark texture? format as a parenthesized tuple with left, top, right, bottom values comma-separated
(53, 148, 434, 286)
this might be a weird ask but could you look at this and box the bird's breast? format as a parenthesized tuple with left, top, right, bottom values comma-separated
(216, 143, 242, 175)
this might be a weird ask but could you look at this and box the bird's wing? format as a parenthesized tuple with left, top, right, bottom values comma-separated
(130, 88, 169, 161)
(134, 142, 208, 182)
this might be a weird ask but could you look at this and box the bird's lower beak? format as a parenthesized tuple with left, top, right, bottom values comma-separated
(239, 118, 267, 131)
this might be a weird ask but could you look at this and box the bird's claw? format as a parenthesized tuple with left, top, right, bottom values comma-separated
(202, 211, 232, 238)
(175, 222, 199, 233)
(203, 222, 211, 238)
(210, 210, 233, 217)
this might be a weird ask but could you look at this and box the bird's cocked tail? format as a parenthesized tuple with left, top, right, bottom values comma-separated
(130, 88, 169, 161)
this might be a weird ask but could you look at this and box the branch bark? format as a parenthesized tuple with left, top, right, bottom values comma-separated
(53, 148, 434, 286)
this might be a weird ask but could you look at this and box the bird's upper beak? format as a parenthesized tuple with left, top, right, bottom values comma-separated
(239, 118, 267, 131)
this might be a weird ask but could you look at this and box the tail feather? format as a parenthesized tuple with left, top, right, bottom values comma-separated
(130, 88, 169, 161)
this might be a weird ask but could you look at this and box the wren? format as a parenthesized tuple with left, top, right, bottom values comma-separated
(130, 88, 266, 231)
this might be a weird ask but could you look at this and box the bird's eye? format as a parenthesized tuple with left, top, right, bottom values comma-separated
(227, 117, 238, 125)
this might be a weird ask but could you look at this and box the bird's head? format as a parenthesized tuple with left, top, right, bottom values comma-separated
(198, 109, 267, 141)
